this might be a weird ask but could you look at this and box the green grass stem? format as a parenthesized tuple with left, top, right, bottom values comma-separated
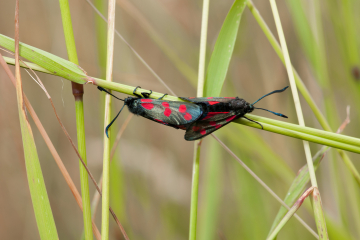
(189, 0, 209, 239)
(198, 139, 223, 240)
(58, 0, 93, 239)
(101, 1, 116, 239)
(189, 141, 202, 240)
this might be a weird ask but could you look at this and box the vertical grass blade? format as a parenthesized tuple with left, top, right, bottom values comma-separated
(204, 0, 247, 97)
(14, 74, 59, 240)
(189, 0, 210, 239)
(198, 139, 223, 240)
(268, 0, 328, 237)
(196, 1, 247, 239)
(189, 141, 202, 240)
(102, 0, 116, 239)
(13, 1, 58, 239)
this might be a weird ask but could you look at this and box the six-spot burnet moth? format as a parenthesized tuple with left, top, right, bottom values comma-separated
(98, 86, 288, 140)
(97, 86, 203, 137)
(180, 86, 289, 140)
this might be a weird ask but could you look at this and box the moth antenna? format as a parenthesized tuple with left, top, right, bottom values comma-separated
(251, 86, 288, 106)
(254, 107, 288, 118)
(97, 86, 125, 101)
(105, 104, 126, 138)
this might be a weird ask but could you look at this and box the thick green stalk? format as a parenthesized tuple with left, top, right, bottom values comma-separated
(4, 53, 360, 151)
(3, 53, 360, 154)
(189, 0, 209, 239)
(58, 0, 93, 239)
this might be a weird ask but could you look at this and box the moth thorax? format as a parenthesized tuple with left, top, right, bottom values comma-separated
(230, 98, 248, 110)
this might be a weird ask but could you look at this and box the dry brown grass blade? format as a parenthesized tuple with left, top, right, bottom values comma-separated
(0, 51, 102, 240)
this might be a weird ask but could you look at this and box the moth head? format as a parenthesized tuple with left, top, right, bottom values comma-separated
(247, 102, 255, 113)
(124, 97, 135, 105)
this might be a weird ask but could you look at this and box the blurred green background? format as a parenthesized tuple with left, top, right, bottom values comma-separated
(0, 0, 360, 239)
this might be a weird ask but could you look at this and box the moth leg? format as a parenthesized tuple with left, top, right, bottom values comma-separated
(141, 90, 153, 98)
(244, 116, 264, 130)
(158, 93, 168, 99)
(133, 86, 143, 98)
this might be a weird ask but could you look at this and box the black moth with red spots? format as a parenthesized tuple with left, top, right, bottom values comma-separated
(98, 86, 288, 141)
(124, 96, 202, 129)
(180, 86, 289, 140)
(97, 86, 203, 137)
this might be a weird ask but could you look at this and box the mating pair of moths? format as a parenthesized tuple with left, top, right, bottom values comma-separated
(98, 86, 289, 141)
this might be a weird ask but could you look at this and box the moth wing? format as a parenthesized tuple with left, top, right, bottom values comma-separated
(140, 100, 203, 126)
(180, 97, 236, 104)
(184, 112, 239, 141)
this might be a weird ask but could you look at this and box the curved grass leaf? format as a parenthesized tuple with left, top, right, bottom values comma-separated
(0, 33, 87, 84)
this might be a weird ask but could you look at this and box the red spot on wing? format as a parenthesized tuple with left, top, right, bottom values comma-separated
(184, 112, 192, 120)
(202, 112, 229, 120)
(179, 104, 187, 113)
(162, 102, 170, 108)
(209, 121, 222, 129)
(208, 101, 220, 105)
(188, 97, 195, 99)
(141, 103, 154, 110)
(207, 97, 213, 99)
(226, 115, 237, 122)
(141, 99, 152, 102)
(200, 129, 206, 135)
(164, 108, 172, 117)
